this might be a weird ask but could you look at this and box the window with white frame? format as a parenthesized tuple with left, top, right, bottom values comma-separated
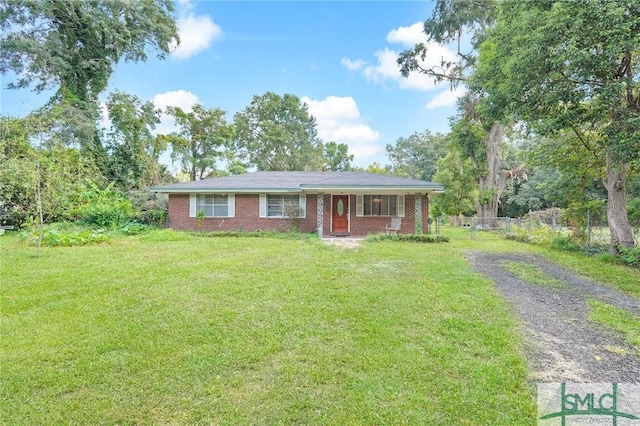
(195, 194, 229, 217)
(357, 195, 405, 217)
(260, 194, 306, 218)
(268, 194, 298, 217)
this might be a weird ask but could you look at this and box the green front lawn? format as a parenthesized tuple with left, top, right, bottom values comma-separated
(1, 230, 539, 424)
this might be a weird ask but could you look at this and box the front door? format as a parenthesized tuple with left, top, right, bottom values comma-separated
(331, 195, 349, 234)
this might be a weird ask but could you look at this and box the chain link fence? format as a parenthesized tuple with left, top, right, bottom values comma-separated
(438, 208, 640, 247)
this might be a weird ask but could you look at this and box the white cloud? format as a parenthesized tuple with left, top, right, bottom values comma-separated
(341, 57, 366, 71)
(170, 1, 222, 60)
(171, 14, 222, 59)
(342, 22, 458, 93)
(386, 22, 426, 46)
(302, 96, 382, 164)
(151, 90, 200, 135)
(426, 86, 467, 110)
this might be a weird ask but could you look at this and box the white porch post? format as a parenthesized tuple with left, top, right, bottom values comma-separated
(317, 193, 324, 238)
(415, 193, 423, 235)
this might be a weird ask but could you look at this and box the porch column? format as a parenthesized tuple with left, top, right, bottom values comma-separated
(317, 193, 324, 238)
(415, 193, 423, 234)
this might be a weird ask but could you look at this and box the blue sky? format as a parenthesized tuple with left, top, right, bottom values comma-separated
(2, 1, 466, 169)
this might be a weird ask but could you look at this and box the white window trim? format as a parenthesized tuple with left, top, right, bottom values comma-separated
(356, 194, 405, 217)
(259, 194, 306, 219)
(189, 194, 235, 218)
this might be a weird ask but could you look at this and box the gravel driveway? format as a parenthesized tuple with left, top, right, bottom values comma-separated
(467, 251, 640, 383)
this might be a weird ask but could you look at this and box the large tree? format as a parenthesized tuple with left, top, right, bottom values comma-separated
(323, 141, 353, 171)
(1, 0, 177, 107)
(475, 0, 639, 252)
(104, 91, 164, 190)
(397, 0, 521, 222)
(233, 92, 324, 171)
(386, 129, 448, 181)
(168, 104, 233, 181)
(1, 0, 178, 166)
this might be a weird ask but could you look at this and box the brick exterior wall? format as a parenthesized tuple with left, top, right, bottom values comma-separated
(168, 194, 317, 233)
(168, 193, 430, 236)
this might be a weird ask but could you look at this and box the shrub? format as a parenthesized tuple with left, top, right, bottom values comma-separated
(365, 233, 449, 243)
(127, 191, 168, 227)
(192, 229, 318, 240)
(21, 227, 110, 247)
(618, 247, 640, 268)
(75, 180, 135, 228)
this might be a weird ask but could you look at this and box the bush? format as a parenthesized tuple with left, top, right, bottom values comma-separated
(365, 233, 449, 243)
(21, 228, 110, 247)
(192, 229, 318, 240)
(618, 247, 640, 268)
(128, 190, 168, 227)
(75, 180, 135, 228)
(118, 222, 152, 235)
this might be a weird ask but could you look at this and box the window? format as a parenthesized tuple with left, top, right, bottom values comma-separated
(260, 194, 306, 218)
(357, 195, 405, 217)
(363, 195, 397, 216)
(191, 194, 234, 217)
(267, 194, 298, 217)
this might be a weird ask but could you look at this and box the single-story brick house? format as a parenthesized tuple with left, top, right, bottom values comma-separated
(150, 171, 444, 237)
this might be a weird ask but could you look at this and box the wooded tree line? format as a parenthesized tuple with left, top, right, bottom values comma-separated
(1, 0, 638, 254)
(396, 0, 640, 254)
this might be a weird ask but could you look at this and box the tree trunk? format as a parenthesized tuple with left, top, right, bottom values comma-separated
(477, 122, 505, 228)
(604, 152, 635, 255)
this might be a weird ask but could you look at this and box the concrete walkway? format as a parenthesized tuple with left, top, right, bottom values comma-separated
(322, 237, 364, 248)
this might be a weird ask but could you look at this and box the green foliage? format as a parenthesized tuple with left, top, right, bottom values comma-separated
(451, 117, 487, 170)
(432, 148, 478, 216)
(323, 141, 353, 171)
(0, 116, 101, 226)
(478, 188, 498, 205)
(504, 224, 557, 246)
(628, 198, 640, 227)
(20, 227, 110, 247)
(615, 247, 640, 268)
(192, 229, 318, 240)
(1, 0, 178, 105)
(565, 200, 607, 241)
(168, 104, 233, 181)
(104, 91, 164, 190)
(75, 180, 134, 228)
(386, 130, 448, 181)
(233, 92, 324, 171)
(365, 233, 450, 243)
(127, 191, 168, 227)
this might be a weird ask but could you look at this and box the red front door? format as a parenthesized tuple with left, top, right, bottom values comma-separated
(332, 195, 349, 234)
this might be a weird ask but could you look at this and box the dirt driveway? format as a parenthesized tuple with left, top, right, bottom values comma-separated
(467, 251, 640, 383)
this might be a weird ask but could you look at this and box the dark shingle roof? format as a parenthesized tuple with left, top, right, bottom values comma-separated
(150, 171, 444, 193)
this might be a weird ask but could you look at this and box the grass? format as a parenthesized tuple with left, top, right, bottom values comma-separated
(1, 230, 536, 425)
(587, 299, 640, 354)
(499, 260, 567, 290)
(3, 224, 638, 424)
(444, 225, 640, 300)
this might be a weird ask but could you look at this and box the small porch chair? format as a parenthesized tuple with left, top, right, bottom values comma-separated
(386, 217, 401, 234)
